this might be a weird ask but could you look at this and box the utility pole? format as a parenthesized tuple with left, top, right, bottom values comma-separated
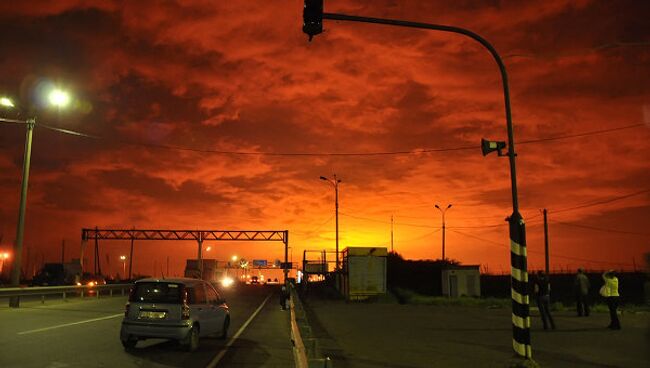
(10, 118, 35, 305)
(334, 175, 339, 269)
(543, 209, 549, 276)
(390, 215, 394, 253)
(435, 204, 452, 261)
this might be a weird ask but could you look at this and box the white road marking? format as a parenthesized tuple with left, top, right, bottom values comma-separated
(18, 313, 124, 335)
(206, 293, 273, 368)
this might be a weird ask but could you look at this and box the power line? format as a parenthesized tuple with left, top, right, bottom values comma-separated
(550, 188, 650, 215)
(339, 212, 440, 229)
(449, 229, 634, 267)
(518, 123, 645, 145)
(551, 220, 650, 237)
(505, 41, 650, 60)
(29, 121, 645, 157)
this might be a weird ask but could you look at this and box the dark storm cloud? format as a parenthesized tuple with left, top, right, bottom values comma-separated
(92, 168, 229, 206)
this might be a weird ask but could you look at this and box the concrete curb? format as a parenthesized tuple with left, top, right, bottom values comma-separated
(289, 284, 332, 368)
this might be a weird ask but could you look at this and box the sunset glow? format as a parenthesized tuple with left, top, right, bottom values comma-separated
(0, 1, 648, 279)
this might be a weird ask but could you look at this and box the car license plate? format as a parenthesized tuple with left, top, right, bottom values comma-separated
(139, 311, 166, 319)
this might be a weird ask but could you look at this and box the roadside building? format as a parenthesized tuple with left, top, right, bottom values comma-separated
(441, 265, 481, 297)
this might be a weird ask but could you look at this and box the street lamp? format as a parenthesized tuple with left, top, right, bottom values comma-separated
(1, 88, 72, 307)
(120, 255, 127, 279)
(0, 97, 15, 108)
(0, 252, 10, 274)
(303, 2, 531, 360)
(320, 174, 341, 270)
(434, 204, 452, 261)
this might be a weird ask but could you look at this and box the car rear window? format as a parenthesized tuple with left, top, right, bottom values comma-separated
(130, 282, 184, 304)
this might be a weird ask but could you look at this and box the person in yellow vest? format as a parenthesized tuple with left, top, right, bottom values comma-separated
(600, 270, 621, 330)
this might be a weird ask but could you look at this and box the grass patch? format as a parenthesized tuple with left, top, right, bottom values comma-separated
(392, 287, 510, 308)
(391, 287, 650, 313)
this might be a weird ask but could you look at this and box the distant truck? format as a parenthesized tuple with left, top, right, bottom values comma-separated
(184, 259, 224, 283)
(32, 261, 82, 286)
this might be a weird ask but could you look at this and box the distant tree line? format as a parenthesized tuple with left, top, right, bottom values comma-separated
(387, 252, 648, 305)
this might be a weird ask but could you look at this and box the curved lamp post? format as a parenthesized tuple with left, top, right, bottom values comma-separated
(1, 88, 71, 307)
(320, 174, 341, 270)
(303, 1, 531, 359)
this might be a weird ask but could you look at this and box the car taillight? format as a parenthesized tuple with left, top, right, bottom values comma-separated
(124, 302, 130, 317)
(181, 304, 190, 320)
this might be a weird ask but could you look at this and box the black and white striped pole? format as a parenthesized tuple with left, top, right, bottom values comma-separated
(303, 0, 531, 359)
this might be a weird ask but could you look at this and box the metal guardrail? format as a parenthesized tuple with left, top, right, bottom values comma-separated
(0, 283, 132, 307)
(289, 284, 332, 368)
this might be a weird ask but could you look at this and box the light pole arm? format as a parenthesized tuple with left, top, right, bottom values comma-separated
(323, 12, 519, 212)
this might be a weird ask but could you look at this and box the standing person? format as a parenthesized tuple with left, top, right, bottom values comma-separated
(280, 283, 289, 310)
(601, 270, 621, 330)
(574, 268, 590, 316)
(534, 271, 556, 330)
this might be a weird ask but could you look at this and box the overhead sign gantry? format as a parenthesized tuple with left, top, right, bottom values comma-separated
(81, 228, 290, 281)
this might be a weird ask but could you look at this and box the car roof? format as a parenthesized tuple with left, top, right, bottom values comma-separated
(135, 277, 204, 286)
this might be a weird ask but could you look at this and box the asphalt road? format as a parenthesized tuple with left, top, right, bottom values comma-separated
(0, 284, 294, 368)
(303, 295, 650, 368)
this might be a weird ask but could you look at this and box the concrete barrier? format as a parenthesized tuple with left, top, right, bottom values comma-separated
(289, 284, 333, 368)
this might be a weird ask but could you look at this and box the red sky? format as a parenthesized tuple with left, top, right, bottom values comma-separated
(0, 0, 649, 278)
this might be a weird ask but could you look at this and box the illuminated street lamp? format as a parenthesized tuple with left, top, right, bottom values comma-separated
(231, 255, 238, 262)
(303, 1, 531, 360)
(0, 252, 10, 274)
(0, 97, 15, 108)
(320, 174, 341, 270)
(1, 87, 73, 307)
(48, 89, 71, 108)
(120, 255, 127, 278)
(434, 204, 452, 260)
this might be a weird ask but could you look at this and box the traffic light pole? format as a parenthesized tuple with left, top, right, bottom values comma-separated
(304, 7, 530, 359)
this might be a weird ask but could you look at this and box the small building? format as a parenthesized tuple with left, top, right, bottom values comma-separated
(341, 247, 387, 300)
(441, 265, 481, 297)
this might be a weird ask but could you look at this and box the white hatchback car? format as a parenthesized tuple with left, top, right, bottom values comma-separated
(120, 277, 229, 351)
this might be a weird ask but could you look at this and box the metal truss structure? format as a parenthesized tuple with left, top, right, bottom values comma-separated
(80, 228, 289, 281)
(82, 229, 287, 242)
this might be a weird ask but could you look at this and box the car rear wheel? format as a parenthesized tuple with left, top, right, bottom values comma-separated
(219, 317, 230, 339)
(183, 325, 200, 352)
(121, 337, 137, 350)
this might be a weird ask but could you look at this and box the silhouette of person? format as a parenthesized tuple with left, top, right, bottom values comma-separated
(534, 271, 555, 330)
(574, 268, 590, 316)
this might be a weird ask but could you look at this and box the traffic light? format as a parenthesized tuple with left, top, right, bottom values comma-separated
(481, 138, 507, 156)
(303, 0, 323, 41)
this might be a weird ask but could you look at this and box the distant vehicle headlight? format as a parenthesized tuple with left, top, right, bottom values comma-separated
(88, 281, 95, 287)
(220, 277, 234, 288)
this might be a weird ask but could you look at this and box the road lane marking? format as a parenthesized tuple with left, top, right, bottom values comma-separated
(206, 292, 273, 368)
(18, 313, 123, 335)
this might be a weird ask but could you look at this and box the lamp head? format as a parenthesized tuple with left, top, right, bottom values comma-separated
(0, 97, 15, 108)
(481, 138, 507, 156)
(303, 0, 323, 41)
(48, 89, 71, 108)
(319, 176, 328, 181)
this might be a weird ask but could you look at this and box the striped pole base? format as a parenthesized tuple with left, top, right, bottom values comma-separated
(510, 211, 531, 358)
